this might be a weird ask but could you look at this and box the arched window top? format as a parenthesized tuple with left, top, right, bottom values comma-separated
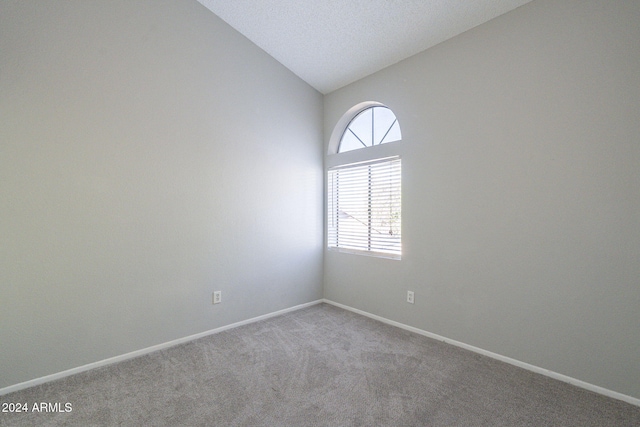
(339, 106, 401, 153)
(328, 102, 402, 155)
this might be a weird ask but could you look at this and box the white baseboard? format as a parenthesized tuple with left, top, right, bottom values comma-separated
(0, 299, 323, 396)
(322, 298, 640, 407)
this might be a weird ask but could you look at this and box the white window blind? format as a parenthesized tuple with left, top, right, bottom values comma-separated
(327, 156, 401, 258)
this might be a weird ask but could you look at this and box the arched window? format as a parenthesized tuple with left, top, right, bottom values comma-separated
(327, 103, 402, 259)
(338, 105, 402, 152)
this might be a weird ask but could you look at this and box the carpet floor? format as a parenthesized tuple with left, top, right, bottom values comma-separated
(1, 303, 639, 426)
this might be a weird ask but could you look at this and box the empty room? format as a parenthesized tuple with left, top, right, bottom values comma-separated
(1, 0, 639, 425)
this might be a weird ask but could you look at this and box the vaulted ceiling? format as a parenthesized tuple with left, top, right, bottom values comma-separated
(197, 0, 532, 94)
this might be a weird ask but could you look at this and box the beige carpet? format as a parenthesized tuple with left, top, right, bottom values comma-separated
(1, 303, 639, 426)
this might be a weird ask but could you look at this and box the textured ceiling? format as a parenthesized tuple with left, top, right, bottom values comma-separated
(196, 0, 532, 94)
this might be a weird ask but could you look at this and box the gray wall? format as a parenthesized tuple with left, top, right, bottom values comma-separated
(0, 0, 323, 389)
(324, 0, 640, 399)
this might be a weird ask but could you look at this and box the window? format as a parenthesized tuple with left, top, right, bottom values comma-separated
(328, 157, 401, 258)
(327, 103, 402, 259)
(338, 106, 401, 153)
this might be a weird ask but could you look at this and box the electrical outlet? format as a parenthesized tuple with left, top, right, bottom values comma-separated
(407, 291, 414, 304)
(213, 291, 221, 304)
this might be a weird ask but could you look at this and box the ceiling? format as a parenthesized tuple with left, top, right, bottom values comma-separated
(196, 0, 532, 94)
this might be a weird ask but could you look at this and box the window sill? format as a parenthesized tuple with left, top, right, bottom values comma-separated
(327, 246, 401, 260)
